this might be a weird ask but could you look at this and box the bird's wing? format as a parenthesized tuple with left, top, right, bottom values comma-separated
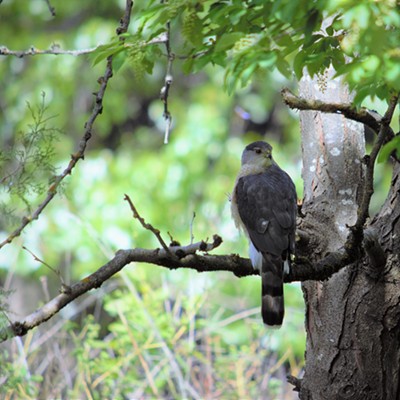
(235, 165, 296, 257)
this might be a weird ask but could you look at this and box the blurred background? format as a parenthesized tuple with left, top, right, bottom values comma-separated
(0, 1, 394, 399)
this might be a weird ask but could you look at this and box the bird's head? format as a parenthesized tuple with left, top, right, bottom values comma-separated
(241, 141, 275, 168)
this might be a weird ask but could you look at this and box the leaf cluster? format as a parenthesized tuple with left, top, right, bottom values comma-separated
(92, 0, 399, 106)
(0, 94, 62, 227)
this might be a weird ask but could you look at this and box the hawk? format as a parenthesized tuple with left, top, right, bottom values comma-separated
(231, 141, 297, 327)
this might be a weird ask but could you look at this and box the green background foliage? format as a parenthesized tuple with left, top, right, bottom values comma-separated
(0, 0, 398, 398)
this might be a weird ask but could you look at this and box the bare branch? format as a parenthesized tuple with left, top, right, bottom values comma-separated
(0, 0, 134, 250)
(0, 33, 168, 59)
(1, 221, 375, 342)
(22, 246, 65, 285)
(0, 45, 98, 58)
(160, 21, 174, 144)
(43, 0, 56, 17)
(281, 87, 384, 134)
(190, 211, 196, 244)
(124, 194, 171, 253)
(0, 235, 234, 342)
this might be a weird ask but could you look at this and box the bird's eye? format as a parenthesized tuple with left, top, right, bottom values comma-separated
(254, 148, 262, 154)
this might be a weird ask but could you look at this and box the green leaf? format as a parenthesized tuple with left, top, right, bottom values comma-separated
(305, 9, 321, 38)
(182, 56, 195, 74)
(276, 56, 292, 79)
(112, 51, 127, 73)
(293, 51, 306, 80)
(331, 49, 346, 71)
(258, 52, 277, 69)
(91, 43, 124, 66)
(214, 32, 244, 53)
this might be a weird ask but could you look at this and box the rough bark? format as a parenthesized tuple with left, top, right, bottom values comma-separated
(298, 70, 400, 399)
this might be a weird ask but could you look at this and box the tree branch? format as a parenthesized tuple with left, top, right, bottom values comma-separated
(0, 0, 134, 250)
(2, 220, 374, 343)
(281, 87, 384, 135)
(6, 202, 387, 343)
(0, 235, 249, 342)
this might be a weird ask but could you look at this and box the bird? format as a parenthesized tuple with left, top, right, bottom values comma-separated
(231, 141, 297, 327)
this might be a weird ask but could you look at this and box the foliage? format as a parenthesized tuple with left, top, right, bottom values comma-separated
(0, 350, 42, 398)
(0, 273, 304, 399)
(0, 93, 62, 226)
(93, 0, 400, 105)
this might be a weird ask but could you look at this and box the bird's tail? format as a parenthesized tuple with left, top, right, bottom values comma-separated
(261, 253, 284, 328)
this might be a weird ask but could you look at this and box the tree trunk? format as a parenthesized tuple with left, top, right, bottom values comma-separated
(297, 70, 400, 399)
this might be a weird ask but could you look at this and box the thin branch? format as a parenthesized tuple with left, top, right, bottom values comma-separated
(0, 45, 99, 58)
(190, 212, 196, 244)
(43, 0, 56, 17)
(22, 246, 65, 285)
(124, 194, 171, 253)
(160, 21, 174, 144)
(0, 0, 134, 251)
(0, 33, 168, 59)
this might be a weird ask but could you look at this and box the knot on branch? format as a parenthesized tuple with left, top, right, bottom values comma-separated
(11, 321, 28, 337)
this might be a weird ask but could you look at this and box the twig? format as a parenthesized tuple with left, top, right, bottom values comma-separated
(190, 212, 196, 244)
(0, 0, 134, 251)
(124, 194, 171, 252)
(0, 33, 168, 59)
(43, 0, 56, 17)
(160, 21, 174, 144)
(22, 246, 65, 285)
(0, 45, 99, 58)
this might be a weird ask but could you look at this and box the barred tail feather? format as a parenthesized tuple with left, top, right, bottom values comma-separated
(261, 253, 284, 328)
